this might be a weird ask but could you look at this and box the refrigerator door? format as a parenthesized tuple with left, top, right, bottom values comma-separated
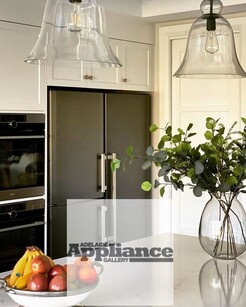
(106, 93, 151, 199)
(49, 90, 105, 205)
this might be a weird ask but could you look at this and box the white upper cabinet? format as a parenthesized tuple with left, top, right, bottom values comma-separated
(0, 21, 45, 112)
(121, 41, 153, 91)
(46, 39, 121, 90)
(46, 39, 153, 92)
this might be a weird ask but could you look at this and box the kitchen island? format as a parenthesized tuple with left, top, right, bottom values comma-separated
(1, 233, 246, 306)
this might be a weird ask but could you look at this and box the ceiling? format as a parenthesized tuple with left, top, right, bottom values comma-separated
(101, 0, 246, 22)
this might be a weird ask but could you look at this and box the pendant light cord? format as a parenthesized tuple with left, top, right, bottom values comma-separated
(210, 0, 213, 15)
(207, 0, 216, 31)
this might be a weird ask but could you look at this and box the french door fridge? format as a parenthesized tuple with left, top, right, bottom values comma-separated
(48, 88, 151, 258)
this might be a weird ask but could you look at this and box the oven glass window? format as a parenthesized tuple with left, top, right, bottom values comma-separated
(0, 138, 44, 190)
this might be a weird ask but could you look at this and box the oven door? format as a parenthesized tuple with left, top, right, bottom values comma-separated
(0, 199, 45, 272)
(0, 135, 44, 201)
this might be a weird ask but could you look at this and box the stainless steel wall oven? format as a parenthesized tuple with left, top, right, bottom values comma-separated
(0, 114, 45, 201)
(0, 199, 45, 272)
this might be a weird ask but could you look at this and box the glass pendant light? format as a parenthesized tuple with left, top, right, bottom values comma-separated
(174, 0, 246, 78)
(25, 0, 122, 67)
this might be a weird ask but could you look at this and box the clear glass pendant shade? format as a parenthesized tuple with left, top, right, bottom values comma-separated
(174, 0, 246, 78)
(25, 0, 122, 67)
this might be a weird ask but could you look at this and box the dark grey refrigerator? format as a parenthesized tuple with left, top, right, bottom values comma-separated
(48, 88, 151, 258)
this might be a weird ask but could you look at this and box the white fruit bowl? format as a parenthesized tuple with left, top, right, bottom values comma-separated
(1, 276, 99, 307)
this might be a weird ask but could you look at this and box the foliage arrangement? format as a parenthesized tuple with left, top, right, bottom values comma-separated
(111, 117, 246, 259)
(112, 117, 246, 198)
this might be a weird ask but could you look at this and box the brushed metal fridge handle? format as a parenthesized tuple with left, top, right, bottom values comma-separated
(107, 153, 117, 243)
(100, 205, 107, 242)
(100, 154, 107, 193)
(107, 153, 117, 200)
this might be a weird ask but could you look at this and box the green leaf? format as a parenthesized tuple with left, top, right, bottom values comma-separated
(195, 161, 204, 175)
(166, 126, 172, 136)
(158, 139, 164, 149)
(226, 175, 238, 186)
(206, 118, 216, 130)
(146, 146, 154, 156)
(204, 131, 213, 140)
(193, 186, 203, 197)
(110, 159, 120, 172)
(127, 145, 134, 157)
(141, 181, 152, 192)
(219, 183, 230, 193)
(178, 128, 185, 135)
(187, 168, 195, 178)
(172, 134, 181, 143)
(154, 180, 160, 188)
(160, 186, 165, 197)
(241, 117, 246, 125)
(187, 123, 193, 131)
(162, 135, 171, 142)
(188, 133, 196, 138)
(149, 124, 158, 133)
(142, 160, 152, 170)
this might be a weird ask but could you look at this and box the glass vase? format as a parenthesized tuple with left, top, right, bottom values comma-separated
(199, 193, 246, 259)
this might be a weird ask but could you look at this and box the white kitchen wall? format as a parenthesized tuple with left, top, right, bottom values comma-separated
(0, 0, 46, 26)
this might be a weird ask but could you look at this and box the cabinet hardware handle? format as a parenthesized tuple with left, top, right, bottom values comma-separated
(123, 78, 127, 82)
(88, 76, 93, 80)
(0, 221, 45, 233)
(84, 75, 89, 80)
(100, 154, 107, 193)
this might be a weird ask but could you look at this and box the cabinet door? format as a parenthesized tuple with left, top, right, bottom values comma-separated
(106, 93, 151, 199)
(46, 61, 87, 88)
(86, 39, 122, 90)
(121, 41, 153, 91)
(0, 22, 44, 112)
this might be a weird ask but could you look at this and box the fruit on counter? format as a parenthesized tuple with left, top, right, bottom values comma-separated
(63, 264, 78, 282)
(30, 255, 52, 274)
(13, 272, 34, 290)
(48, 264, 66, 280)
(77, 266, 98, 285)
(7, 248, 100, 292)
(8, 246, 47, 288)
(74, 255, 93, 268)
(27, 273, 49, 291)
(48, 274, 67, 291)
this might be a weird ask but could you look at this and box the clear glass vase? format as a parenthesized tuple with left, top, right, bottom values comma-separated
(199, 193, 246, 259)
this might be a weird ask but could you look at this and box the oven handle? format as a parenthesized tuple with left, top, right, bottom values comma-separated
(0, 221, 45, 232)
(0, 136, 44, 140)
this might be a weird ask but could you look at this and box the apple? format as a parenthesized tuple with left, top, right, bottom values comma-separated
(31, 255, 52, 274)
(77, 267, 98, 284)
(48, 264, 66, 280)
(27, 273, 48, 291)
(74, 256, 92, 268)
(63, 264, 78, 282)
(49, 274, 67, 291)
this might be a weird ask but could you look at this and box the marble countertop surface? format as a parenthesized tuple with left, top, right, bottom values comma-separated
(1, 233, 246, 307)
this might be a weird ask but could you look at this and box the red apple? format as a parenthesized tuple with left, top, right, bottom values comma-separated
(31, 255, 52, 274)
(49, 274, 67, 291)
(74, 256, 92, 268)
(48, 264, 66, 280)
(27, 273, 48, 291)
(63, 264, 78, 282)
(77, 267, 98, 284)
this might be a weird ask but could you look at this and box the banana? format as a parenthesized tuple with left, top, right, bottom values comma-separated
(23, 251, 33, 276)
(8, 246, 55, 289)
(8, 249, 29, 287)
(13, 272, 33, 290)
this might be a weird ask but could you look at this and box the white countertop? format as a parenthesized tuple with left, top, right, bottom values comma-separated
(1, 233, 246, 306)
